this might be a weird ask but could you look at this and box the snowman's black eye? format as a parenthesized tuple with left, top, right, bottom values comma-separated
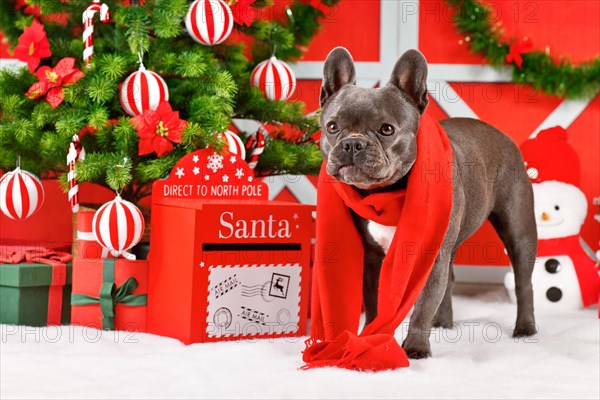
(554, 205, 560, 211)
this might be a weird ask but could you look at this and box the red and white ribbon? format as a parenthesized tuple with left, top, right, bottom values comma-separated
(67, 134, 86, 213)
(245, 125, 267, 169)
(83, 0, 110, 67)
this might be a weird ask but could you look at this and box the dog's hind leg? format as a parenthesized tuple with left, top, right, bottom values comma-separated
(433, 257, 455, 329)
(489, 193, 537, 337)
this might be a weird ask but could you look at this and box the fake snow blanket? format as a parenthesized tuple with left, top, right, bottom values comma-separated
(1, 289, 598, 400)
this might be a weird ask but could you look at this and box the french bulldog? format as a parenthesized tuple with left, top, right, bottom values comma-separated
(319, 47, 537, 359)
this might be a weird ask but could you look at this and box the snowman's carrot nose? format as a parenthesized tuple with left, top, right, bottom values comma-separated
(541, 212, 550, 221)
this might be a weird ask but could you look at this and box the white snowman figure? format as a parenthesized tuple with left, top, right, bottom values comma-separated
(504, 127, 599, 312)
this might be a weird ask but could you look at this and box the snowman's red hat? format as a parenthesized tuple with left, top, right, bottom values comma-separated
(520, 126, 580, 186)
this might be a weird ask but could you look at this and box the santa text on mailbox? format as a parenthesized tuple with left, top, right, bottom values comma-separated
(218, 211, 292, 239)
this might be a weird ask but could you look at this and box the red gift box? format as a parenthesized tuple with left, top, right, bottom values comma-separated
(71, 258, 148, 331)
(147, 149, 314, 344)
(74, 210, 106, 260)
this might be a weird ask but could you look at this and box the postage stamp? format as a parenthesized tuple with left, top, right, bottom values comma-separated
(206, 264, 301, 338)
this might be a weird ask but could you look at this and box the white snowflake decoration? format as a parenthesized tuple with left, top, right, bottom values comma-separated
(204, 175, 210, 181)
(248, 176, 253, 182)
(175, 167, 185, 179)
(193, 167, 200, 175)
(222, 175, 229, 183)
(192, 155, 199, 163)
(230, 155, 237, 164)
(235, 168, 244, 179)
(207, 152, 224, 173)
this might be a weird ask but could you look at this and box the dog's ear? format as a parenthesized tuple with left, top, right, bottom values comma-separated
(320, 47, 356, 107)
(388, 49, 429, 113)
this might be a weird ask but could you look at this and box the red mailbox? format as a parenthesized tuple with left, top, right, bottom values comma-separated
(147, 149, 313, 344)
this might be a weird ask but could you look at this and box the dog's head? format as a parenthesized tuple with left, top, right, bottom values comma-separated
(319, 47, 429, 190)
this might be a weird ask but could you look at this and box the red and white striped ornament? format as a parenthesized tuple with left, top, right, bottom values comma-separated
(82, 0, 111, 67)
(245, 126, 267, 169)
(185, 0, 233, 46)
(221, 130, 246, 159)
(250, 56, 296, 101)
(92, 195, 145, 260)
(0, 167, 45, 220)
(119, 65, 169, 117)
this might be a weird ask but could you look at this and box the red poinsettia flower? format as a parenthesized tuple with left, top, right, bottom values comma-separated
(231, 0, 257, 27)
(13, 19, 51, 72)
(132, 101, 187, 157)
(505, 37, 534, 69)
(25, 57, 85, 108)
(14, 0, 41, 17)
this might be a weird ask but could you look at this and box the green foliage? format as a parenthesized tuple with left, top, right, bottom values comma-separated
(0, 0, 340, 203)
(446, 0, 600, 99)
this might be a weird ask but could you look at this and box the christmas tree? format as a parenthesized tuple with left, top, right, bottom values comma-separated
(0, 0, 335, 203)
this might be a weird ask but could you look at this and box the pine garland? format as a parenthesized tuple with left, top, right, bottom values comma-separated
(446, 0, 600, 99)
(0, 0, 335, 204)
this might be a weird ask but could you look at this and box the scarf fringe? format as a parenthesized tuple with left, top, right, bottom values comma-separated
(301, 330, 410, 372)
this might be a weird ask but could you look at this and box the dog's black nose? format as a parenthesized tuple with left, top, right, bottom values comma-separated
(342, 137, 367, 155)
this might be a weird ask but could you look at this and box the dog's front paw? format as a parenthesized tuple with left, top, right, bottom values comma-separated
(402, 336, 432, 360)
(432, 316, 453, 329)
(513, 322, 537, 338)
(405, 347, 432, 360)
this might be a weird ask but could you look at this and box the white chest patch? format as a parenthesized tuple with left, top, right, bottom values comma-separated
(367, 221, 397, 253)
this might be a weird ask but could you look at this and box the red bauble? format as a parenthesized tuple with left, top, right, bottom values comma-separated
(220, 130, 246, 159)
(120, 65, 169, 117)
(92, 195, 145, 258)
(185, 0, 233, 46)
(0, 167, 45, 220)
(251, 56, 296, 101)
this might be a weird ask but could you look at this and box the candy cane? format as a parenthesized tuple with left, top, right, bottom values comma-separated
(67, 135, 86, 213)
(83, 0, 110, 67)
(246, 125, 267, 169)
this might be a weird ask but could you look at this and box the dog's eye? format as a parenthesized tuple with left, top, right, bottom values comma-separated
(326, 122, 340, 135)
(554, 205, 560, 211)
(378, 124, 395, 136)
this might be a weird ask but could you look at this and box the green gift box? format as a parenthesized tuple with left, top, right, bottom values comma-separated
(0, 262, 72, 326)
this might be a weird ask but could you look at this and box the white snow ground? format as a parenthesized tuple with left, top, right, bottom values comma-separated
(1, 286, 598, 400)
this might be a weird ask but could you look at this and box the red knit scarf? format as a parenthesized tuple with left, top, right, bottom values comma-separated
(302, 111, 454, 371)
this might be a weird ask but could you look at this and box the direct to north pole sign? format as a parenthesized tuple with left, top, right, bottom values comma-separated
(153, 148, 268, 201)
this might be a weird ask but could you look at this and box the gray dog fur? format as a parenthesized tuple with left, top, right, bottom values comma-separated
(319, 47, 537, 359)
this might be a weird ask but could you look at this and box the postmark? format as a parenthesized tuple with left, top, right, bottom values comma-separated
(213, 307, 232, 329)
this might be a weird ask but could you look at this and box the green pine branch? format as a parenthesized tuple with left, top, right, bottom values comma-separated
(0, 0, 340, 203)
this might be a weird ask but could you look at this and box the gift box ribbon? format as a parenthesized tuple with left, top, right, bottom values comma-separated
(71, 259, 147, 330)
(0, 244, 71, 325)
(77, 230, 136, 260)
